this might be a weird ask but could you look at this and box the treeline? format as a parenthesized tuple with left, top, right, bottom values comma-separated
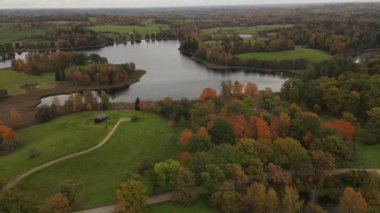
(66, 62, 137, 86)
(281, 57, 380, 144)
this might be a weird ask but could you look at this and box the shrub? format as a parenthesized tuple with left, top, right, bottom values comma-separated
(0, 89, 8, 100)
(28, 149, 40, 159)
(131, 116, 139, 122)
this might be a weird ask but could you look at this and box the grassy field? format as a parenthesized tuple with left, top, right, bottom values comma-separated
(148, 201, 214, 213)
(87, 24, 169, 35)
(9, 110, 181, 208)
(0, 24, 45, 43)
(202, 24, 293, 35)
(0, 69, 55, 95)
(237, 46, 332, 63)
(350, 128, 380, 168)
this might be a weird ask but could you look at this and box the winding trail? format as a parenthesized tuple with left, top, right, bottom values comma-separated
(3, 117, 131, 190)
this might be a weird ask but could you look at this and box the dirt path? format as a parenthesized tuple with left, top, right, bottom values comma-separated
(75, 193, 172, 213)
(3, 117, 130, 190)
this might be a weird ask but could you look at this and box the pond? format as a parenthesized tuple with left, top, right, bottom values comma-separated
(2, 40, 288, 104)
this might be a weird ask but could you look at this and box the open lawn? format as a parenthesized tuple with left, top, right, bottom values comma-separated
(148, 201, 214, 213)
(0, 24, 45, 43)
(202, 24, 293, 35)
(350, 128, 380, 168)
(236, 46, 332, 63)
(9, 110, 181, 208)
(0, 69, 55, 95)
(87, 24, 169, 35)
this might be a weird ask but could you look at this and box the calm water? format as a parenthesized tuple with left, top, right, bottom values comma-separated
(2, 40, 287, 104)
(82, 40, 287, 102)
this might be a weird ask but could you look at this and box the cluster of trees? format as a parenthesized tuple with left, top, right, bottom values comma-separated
(43, 26, 113, 49)
(0, 121, 21, 155)
(66, 62, 135, 86)
(120, 80, 377, 212)
(11, 51, 88, 76)
(281, 58, 380, 144)
(181, 33, 307, 70)
(36, 91, 110, 123)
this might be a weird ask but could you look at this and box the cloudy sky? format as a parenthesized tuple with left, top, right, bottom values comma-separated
(0, 0, 378, 8)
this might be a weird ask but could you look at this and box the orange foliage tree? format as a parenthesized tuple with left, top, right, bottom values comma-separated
(180, 129, 193, 145)
(0, 121, 20, 154)
(333, 120, 356, 141)
(256, 119, 271, 140)
(228, 115, 249, 138)
(179, 151, 191, 163)
(199, 88, 217, 102)
(10, 108, 23, 129)
(197, 127, 208, 136)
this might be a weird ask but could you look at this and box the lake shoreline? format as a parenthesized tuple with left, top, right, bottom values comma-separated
(0, 70, 146, 128)
(178, 49, 302, 76)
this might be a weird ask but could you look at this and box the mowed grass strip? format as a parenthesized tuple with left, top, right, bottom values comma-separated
(0, 69, 55, 95)
(202, 24, 293, 35)
(148, 201, 214, 213)
(236, 46, 332, 63)
(16, 111, 182, 208)
(0, 111, 124, 180)
(87, 24, 169, 35)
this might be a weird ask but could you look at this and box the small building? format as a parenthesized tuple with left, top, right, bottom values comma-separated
(94, 113, 108, 123)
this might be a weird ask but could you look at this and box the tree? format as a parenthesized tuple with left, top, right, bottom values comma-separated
(10, 108, 22, 129)
(265, 187, 280, 213)
(180, 129, 193, 145)
(304, 201, 326, 213)
(188, 151, 214, 182)
(211, 182, 247, 213)
(35, 105, 59, 123)
(232, 81, 244, 98)
(333, 120, 356, 141)
(224, 163, 248, 184)
(367, 107, 380, 144)
(256, 118, 271, 140)
(72, 92, 83, 112)
(281, 186, 303, 213)
(38, 193, 71, 213)
(83, 91, 94, 111)
(100, 90, 109, 110)
(199, 88, 217, 102)
(309, 149, 336, 179)
(228, 115, 249, 138)
(135, 97, 141, 111)
(172, 168, 199, 204)
(339, 187, 367, 213)
(116, 179, 147, 213)
(246, 182, 266, 213)
(154, 159, 181, 189)
(0, 190, 34, 213)
(56, 180, 83, 207)
(52, 96, 61, 107)
(201, 164, 226, 194)
(208, 117, 235, 144)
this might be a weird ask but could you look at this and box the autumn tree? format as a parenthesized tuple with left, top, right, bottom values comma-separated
(309, 149, 336, 179)
(56, 180, 83, 207)
(10, 108, 23, 129)
(116, 179, 147, 213)
(232, 81, 244, 98)
(265, 187, 280, 213)
(172, 167, 199, 204)
(211, 182, 247, 213)
(38, 193, 71, 213)
(199, 88, 217, 102)
(228, 115, 248, 138)
(339, 187, 367, 213)
(180, 129, 193, 145)
(281, 186, 303, 213)
(83, 91, 94, 111)
(51, 96, 61, 107)
(246, 182, 266, 213)
(256, 118, 271, 140)
(100, 90, 110, 110)
(333, 120, 356, 141)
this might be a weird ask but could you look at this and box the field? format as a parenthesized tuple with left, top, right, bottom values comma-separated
(0, 24, 45, 43)
(350, 128, 380, 168)
(202, 24, 293, 35)
(0, 69, 55, 95)
(148, 201, 213, 213)
(3, 110, 181, 208)
(87, 24, 169, 35)
(236, 46, 332, 63)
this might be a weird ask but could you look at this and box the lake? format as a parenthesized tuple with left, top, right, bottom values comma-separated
(1, 40, 288, 104)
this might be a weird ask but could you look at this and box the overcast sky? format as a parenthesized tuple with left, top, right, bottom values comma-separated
(0, 0, 378, 9)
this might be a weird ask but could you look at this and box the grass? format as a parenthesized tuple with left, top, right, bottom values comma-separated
(148, 201, 214, 213)
(11, 110, 181, 208)
(350, 128, 380, 168)
(236, 46, 332, 63)
(0, 24, 45, 43)
(202, 24, 293, 35)
(87, 24, 169, 35)
(0, 69, 55, 95)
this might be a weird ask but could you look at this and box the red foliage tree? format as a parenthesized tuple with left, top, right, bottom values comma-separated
(333, 120, 356, 141)
(228, 115, 248, 138)
(179, 151, 191, 163)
